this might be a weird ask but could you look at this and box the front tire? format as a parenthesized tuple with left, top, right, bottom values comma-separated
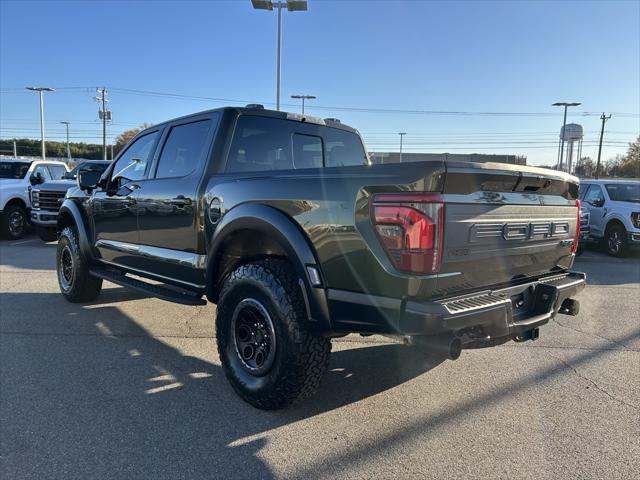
(36, 226, 58, 242)
(605, 224, 627, 257)
(56, 226, 103, 302)
(1, 204, 28, 240)
(216, 259, 331, 410)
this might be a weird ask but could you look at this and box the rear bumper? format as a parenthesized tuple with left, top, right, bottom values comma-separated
(401, 271, 586, 344)
(30, 209, 58, 226)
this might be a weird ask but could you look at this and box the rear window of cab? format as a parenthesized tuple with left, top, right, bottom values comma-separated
(225, 115, 368, 173)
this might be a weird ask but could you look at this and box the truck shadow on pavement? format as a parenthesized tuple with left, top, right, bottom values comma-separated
(0, 295, 444, 479)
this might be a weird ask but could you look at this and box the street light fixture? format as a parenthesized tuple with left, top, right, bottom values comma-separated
(26, 87, 55, 160)
(552, 101, 581, 171)
(60, 121, 71, 162)
(251, 0, 308, 111)
(291, 94, 316, 114)
(398, 132, 407, 163)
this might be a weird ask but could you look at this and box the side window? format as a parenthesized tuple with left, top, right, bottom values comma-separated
(579, 185, 591, 201)
(226, 116, 293, 172)
(323, 128, 368, 167)
(584, 185, 604, 206)
(33, 165, 51, 181)
(155, 120, 212, 179)
(112, 131, 159, 185)
(292, 134, 323, 169)
(48, 164, 67, 180)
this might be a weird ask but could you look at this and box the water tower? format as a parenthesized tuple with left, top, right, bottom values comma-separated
(559, 123, 583, 173)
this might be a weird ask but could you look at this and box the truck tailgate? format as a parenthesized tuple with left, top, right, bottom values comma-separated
(435, 162, 580, 297)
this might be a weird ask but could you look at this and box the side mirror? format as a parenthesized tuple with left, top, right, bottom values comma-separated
(77, 169, 102, 192)
(29, 172, 44, 186)
(591, 198, 605, 208)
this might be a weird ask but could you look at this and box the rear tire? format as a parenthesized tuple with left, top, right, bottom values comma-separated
(1, 204, 28, 240)
(56, 226, 103, 302)
(216, 259, 331, 410)
(36, 226, 58, 242)
(605, 224, 627, 257)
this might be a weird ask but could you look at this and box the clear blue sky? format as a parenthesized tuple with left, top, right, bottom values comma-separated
(1, 0, 638, 165)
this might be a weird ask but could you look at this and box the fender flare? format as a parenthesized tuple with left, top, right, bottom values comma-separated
(206, 203, 331, 332)
(604, 215, 628, 232)
(57, 200, 94, 261)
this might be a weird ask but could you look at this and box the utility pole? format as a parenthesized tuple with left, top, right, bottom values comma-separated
(13, 141, 17, 157)
(60, 121, 71, 161)
(110, 144, 114, 160)
(552, 102, 581, 171)
(26, 87, 55, 160)
(595, 112, 611, 179)
(291, 94, 316, 114)
(95, 88, 111, 160)
(398, 132, 406, 163)
(251, 1, 308, 111)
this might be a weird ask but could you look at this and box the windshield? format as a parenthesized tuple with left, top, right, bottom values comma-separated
(0, 161, 32, 179)
(605, 183, 640, 203)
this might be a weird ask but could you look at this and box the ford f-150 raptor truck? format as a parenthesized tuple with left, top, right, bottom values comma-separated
(55, 106, 586, 409)
(31, 160, 111, 241)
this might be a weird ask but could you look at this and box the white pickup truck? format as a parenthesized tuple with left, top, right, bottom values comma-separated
(580, 179, 640, 256)
(0, 158, 69, 239)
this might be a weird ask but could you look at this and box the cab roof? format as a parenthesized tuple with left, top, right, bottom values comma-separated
(146, 106, 359, 135)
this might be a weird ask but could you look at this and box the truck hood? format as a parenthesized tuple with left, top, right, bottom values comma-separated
(32, 179, 76, 193)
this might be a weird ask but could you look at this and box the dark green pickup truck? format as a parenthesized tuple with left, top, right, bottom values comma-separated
(56, 105, 586, 409)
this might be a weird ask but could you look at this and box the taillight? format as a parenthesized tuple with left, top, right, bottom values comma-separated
(571, 199, 581, 254)
(371, 193, 444, 274)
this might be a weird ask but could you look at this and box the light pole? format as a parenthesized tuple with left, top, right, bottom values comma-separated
(60, 121, 71, 161)
(398, 132, 407, 163)
(552, 102, 581, 171)
(251, 0, 308, 111)
(26, 87, 55, 160)
(291, 94, 315, 114)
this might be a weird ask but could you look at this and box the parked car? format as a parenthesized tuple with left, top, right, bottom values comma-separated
(579, 179, 640, 257)
(0, 158, 69, 239)
(55, 106, 585, 409)
(30, 160, 111, 241)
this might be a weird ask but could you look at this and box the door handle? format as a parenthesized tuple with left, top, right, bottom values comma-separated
(170, 195, 192, 207)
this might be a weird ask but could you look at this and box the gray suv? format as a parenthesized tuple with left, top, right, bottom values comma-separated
(580, 180, 640, 257)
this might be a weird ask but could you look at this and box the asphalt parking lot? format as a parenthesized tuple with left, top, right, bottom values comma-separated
(1, 237, 638, 479)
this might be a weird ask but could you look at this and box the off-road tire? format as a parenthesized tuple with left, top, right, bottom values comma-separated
(36, 226, 58, 242)
(216, 259, 331, 410)
(605, 224, 628, 257)
(57, 226, 103, 302)
(1, 204, 28, 240)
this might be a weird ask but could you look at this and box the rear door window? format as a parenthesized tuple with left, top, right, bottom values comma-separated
(155, 120, 212, 179)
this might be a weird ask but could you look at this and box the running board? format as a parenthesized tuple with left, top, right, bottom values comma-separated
(89, 268, 207, 306)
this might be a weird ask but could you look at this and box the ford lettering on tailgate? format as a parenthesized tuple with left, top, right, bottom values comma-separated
(469, 221, 570, 242)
